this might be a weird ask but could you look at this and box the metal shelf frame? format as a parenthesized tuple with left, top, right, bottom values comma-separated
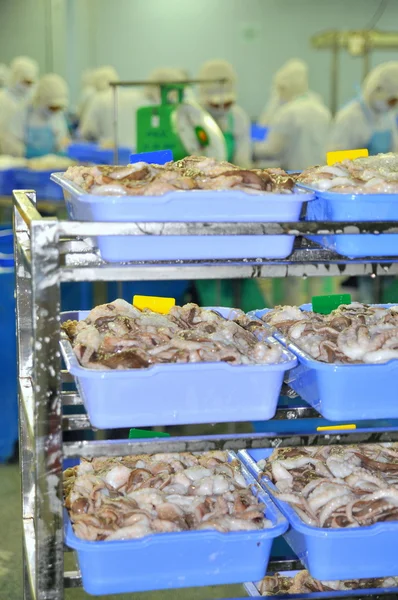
(13, 189, 398, 600)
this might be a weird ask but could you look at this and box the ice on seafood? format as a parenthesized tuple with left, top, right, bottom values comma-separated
(258, 444, 398, 528)
(261, 302, 398, 364)
(62, 299, 283, 370)
(298, 152, 398, 193)
(64, 451, 271, 541)
(64, 155, 296, 196)
(258, 570, 398, 595)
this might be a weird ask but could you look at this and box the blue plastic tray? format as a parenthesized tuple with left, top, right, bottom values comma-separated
(239, 448, 398, 581)
(13, 168, 64, 201)
(245, 572, 398, 598)
(250, 305, 398, 421)
(51, 173, 313, 262)
(64, 453, 288, 595)
(0, 168, 16, 195)
(299, 184, 398, 258)
(60, 307, 296, 429)
(67, 143, 132, 165)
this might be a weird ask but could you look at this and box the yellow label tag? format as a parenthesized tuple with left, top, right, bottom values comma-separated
(326, 149, 368, 166)
(133, 295, 175, 314)
(317, 424, 356, 432)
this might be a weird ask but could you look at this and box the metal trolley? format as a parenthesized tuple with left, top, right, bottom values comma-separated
(13, 188, 398, 600)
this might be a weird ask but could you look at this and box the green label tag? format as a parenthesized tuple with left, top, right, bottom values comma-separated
(312, 293, 352, 315)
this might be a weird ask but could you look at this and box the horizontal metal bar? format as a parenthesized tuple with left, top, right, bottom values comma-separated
(13, 190, 42, 226)
(58, 220, 398, 237)
(61, 391, 82, 406)
(61, 404, 320, 431)
(64, 570, 82, 588)
(62, 414, 92, 431)
(109, 78, 229, 87)
(60, 259, 398, 282)
(63, 429, 398, 458)
(267, 559, 304, 573)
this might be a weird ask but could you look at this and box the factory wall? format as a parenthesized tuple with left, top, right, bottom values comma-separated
(90, 0, 398, 118)
(0, 0, 398, 117)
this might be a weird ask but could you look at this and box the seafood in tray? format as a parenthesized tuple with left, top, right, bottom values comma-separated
(239, 446, 398, 580)
(298, 152, 398, 193)
(251, 570, 398, 596)
(62, 299, 283, 370)
(64, 451, 271, 540)
(261, 302, 398, 364)
(252, 303, 398, 421)
(63, 451, 288, 594)
(64, 155, 297, 196)
(52, 156, 313, 262)
(258, 444, 398, 529)
(297, 153, 398, 258)
(60, 302, 296, 428)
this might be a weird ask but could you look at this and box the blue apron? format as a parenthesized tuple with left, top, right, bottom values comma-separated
(25, 108, 57, 159)
(360, 99, 393, 155)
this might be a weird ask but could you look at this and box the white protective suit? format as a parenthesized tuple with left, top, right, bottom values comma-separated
(77, 69, 96, 119)
(255, 60, 331, 170)
(260, 59, 323, 127)
(1, 74, 69, 158)
(80, 88, 143, 149)
(0, 57, 39, 152)
(328, 62, 398, 154)
(198, 59, 251, 167)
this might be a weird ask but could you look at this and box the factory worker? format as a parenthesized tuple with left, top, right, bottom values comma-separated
(1, 74, 69, 158)
(260, 59, 323, 127)
(328, 61, 398, 155)
(254, 60, 331, 171)
(77, 69, 96, 119)
(198, 59, 251, 167)
(0, 64, 9, 89)
(0, 57, 39, 147)
(80, 67, 144, 149)
(92, 65, 119, 93)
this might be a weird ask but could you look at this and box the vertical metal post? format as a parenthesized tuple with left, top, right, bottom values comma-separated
(30, 217, 63, 600)
(14, 201, 36, 600)
(113, 84, 119, 164)
(330, 33, 340, 116)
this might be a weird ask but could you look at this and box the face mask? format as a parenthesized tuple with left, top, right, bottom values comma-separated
(373, 99, 390, 114)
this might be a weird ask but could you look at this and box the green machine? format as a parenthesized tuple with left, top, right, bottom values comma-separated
(136, 84, 227, 161)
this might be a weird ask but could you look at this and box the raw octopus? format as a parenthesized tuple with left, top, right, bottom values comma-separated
(258, 570, 398, 595)
(298, 152, 398, 193)
(62, 299, 283, 370)
(64, 451, 271, 541)
(64, 155, 296, 196)
(261, 302, 398, 364)
(258, 443, 398, 528)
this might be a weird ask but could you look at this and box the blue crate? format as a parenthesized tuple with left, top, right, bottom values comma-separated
(240, 448, 398, 580)
(0, 169, 16, 196)
(0, 227, 17, 461)
(250, 305, 398, 421)
(13, 168, 64, 201)
(67, 143, 131, 165)
(52, 172, 313, 262)
(64, 453, 288, 595)
(299, 184, 398, 258)
(60, 307, 296, 429)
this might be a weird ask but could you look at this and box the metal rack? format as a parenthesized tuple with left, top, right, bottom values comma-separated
(13, 188, 398, 600)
